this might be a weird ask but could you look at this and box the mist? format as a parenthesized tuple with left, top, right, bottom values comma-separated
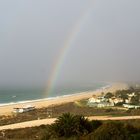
(0, 0, 140, 88)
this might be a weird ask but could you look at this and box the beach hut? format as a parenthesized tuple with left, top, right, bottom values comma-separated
(13, 105, 35, 113)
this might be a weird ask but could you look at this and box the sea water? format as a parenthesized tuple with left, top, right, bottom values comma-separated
(0, 82, 109, 106)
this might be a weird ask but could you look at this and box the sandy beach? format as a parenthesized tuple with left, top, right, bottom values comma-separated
(0, 83, 128, 116)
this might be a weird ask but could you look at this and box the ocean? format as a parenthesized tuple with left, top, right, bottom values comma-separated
(0, 82, 109, 106)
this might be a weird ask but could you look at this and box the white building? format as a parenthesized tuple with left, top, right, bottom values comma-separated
(125, 97, 132, 104)
(88, 96, 107, 104)
(123, 104, 140, 109)
(127, 92, 136, 97)
(109, 97, 123, 104)
(13, 105, 35, 113)
(97, 102, 114, 108)
(87, 96, 114, 108)
(88, 97, 101, 103)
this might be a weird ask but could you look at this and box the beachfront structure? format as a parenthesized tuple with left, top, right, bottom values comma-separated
(87, 102, 98, 107)
(97, 102, 114, 108)
(125, 93, 138, 104)
(87, 96, 114, 108)
(88, 97, 101, 103)
(127, 92, 136, 97)
(13, 105, 35, 113)
(88, 96, 107, 104)
(123, 104, 140, 109)
(87, 101, 114, 108)
(125, 99, 130, 104)
(125, 97, 131, 104)
(109, 97, 123, 104)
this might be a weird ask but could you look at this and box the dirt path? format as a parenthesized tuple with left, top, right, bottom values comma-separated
(0, 115, 140, 131)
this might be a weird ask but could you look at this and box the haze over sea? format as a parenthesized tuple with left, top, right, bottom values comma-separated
(0, 82, 107, 106)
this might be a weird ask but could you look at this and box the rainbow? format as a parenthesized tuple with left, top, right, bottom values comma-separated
(46, 1, 94, 95)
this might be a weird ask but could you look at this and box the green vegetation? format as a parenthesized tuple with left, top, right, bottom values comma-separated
(99, 87, 140, 108)
(74, 100, 88, 107)
(42, 113, 102, 140)
(49, 113, 96, 138)
(87, 122, 129, 140)
(114, 88, 140, 105)
(130, 95, 140, 105)
(115, 90, 129, 99)
(1, 100, 140, 126)
(1, 113, 140, 140)
(104, 92, 114, 99)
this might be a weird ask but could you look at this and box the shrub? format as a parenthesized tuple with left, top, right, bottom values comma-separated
(89, 122, 129, 140)
(90, 120, 102, 131)
(42, 113, 103, 139)
(132, 133, 140, 140)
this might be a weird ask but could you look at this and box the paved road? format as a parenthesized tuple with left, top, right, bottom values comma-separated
(0, 116, 140, 131)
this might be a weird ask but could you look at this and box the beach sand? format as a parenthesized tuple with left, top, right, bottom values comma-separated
(0, 83, 128, 116)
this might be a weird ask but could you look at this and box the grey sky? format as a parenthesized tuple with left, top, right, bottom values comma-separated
(0, 0, 140, 88)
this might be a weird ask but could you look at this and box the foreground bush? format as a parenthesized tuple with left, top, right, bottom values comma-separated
(87, 122, 129, 140)
(42, 113, 102, 139)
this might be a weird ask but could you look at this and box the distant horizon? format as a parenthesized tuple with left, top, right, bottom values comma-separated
(0, 80, 140, 89)
(1, 0, 140, 88)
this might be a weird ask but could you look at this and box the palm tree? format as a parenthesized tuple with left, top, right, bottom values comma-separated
(51, 113, 92, 137)
(74, 115, 92, 135)
(52, 113, 77, 137)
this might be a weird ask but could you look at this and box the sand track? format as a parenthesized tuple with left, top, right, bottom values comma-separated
(0, 115, 140, 131)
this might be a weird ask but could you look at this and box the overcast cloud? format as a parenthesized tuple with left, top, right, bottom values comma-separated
(0, 0, 140, 88)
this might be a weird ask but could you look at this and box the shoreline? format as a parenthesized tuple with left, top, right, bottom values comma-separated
(0, 83, 128, 115)
(0, 84, 110, 107)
